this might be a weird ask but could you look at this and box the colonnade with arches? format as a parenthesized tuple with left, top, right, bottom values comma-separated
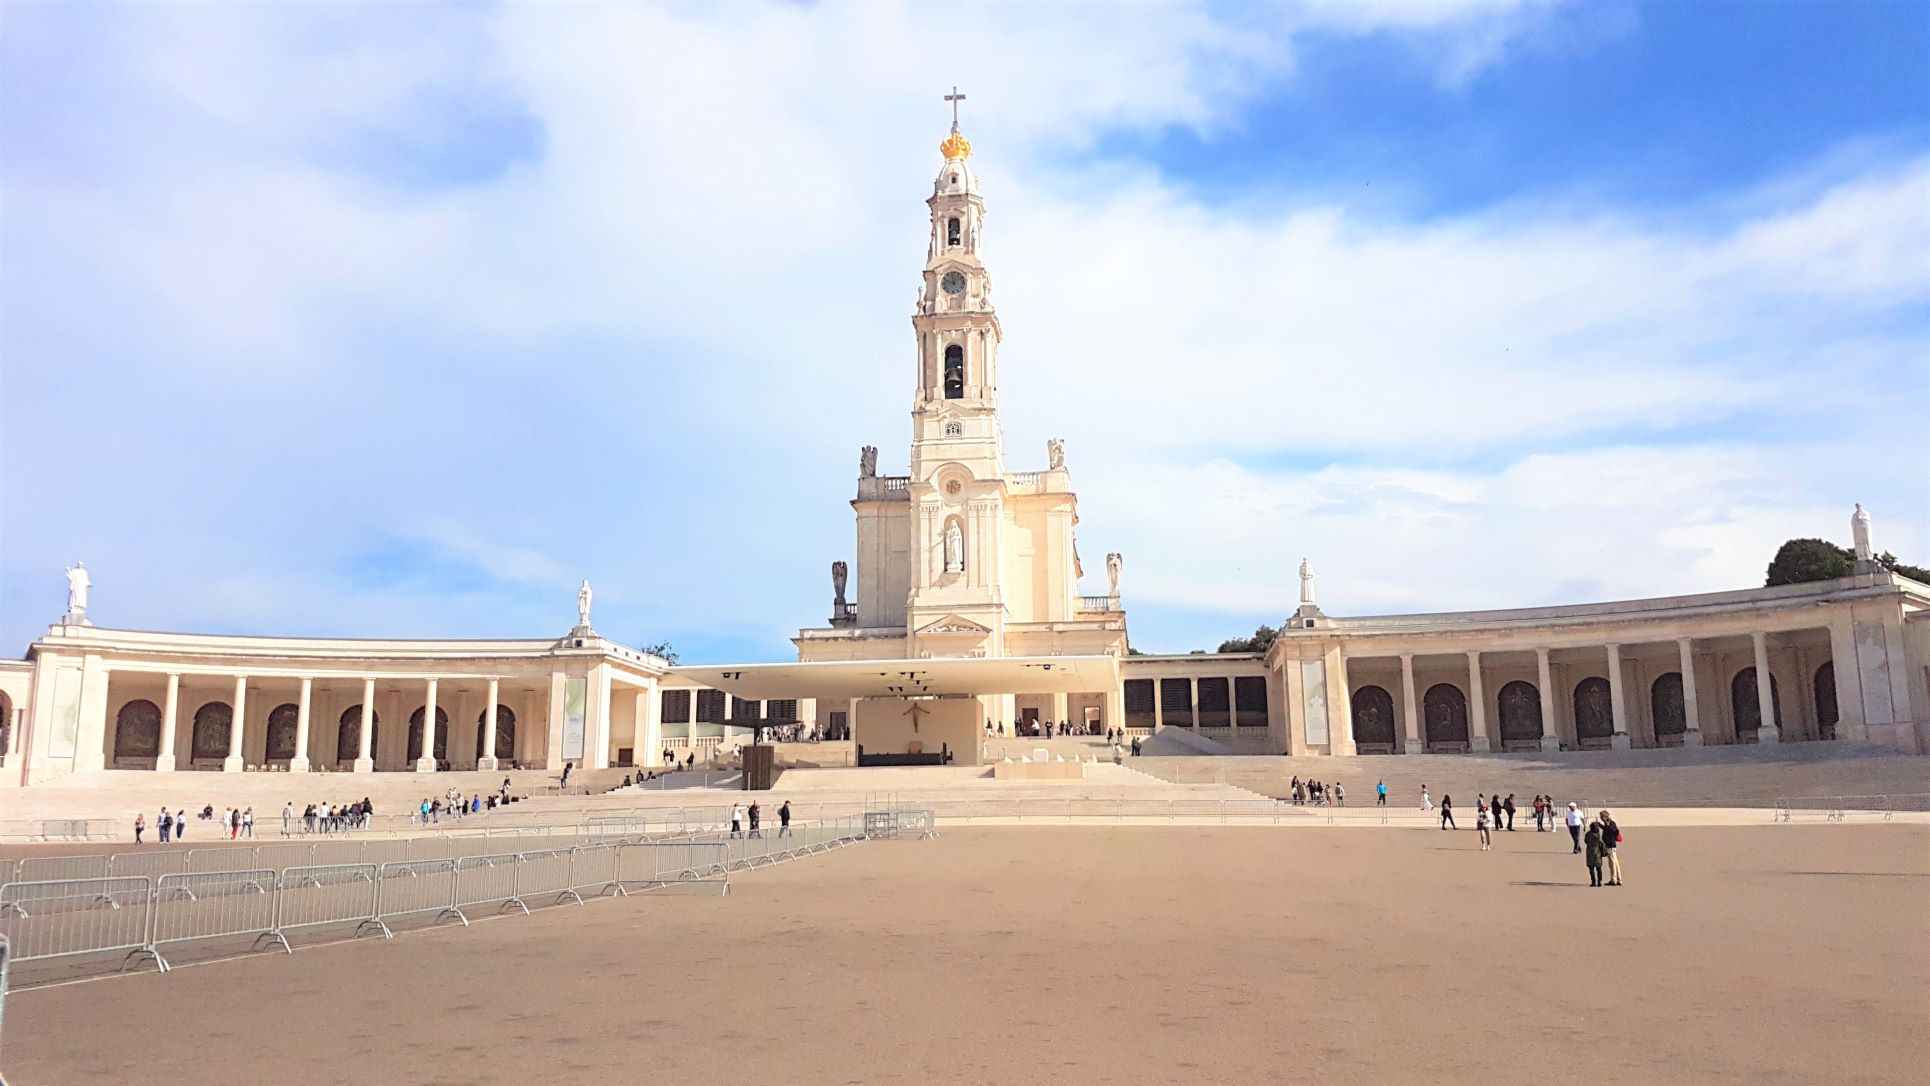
(1337, 626, 1842, 754)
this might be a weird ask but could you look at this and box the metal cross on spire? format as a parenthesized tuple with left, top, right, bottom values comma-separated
(944, 85, 966, 132)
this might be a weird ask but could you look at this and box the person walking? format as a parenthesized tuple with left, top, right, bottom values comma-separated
(730, 802, 746, 838)
(1376, 779, 1388, 807)
(1583, 820, 1605, 886)
(779, 800, 793, 837)
(174, 808, 186, 840)
(134, 812, 145, 843)
(1600, 810, 1624, 886)
(560, 761, 572, 789)
(1565, 802, 1584, 853)
(282, 802, 294, 837)
(229, 807, 241, 840)
(1532, 794, 1545, 832)
(1503, 793, 1516, 831)
(158, 807, 172, 844)
(242, 806, 254, 838)
(1489, 793, 1503, 833)
(748, 802, 762, 838)
(1420, 785, 1433, 812)
(1439, 794, 1456, 830)
(1475, 802, 1492, 850)
(1334, 782, 1346, 807)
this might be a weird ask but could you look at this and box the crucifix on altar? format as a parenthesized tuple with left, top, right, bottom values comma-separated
(902, 700, 932, 733)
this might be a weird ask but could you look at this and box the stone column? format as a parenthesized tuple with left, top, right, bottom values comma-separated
(1752, 632, 1779, 744)
(478, 678, 501, 771)
(1400, 654, 1422, 754)
(290, 677, 312, 772)
(1534, 649, 1559, 752)
(1677, 638, 1702, 746)
(223, 675, 249, 772)
(416, 677, 439, 772)
(640, 681, 664, 767)
(545, 671, 568, 772)
(355, 679, 375, 772)
(1189, 677, 1200, 729)
(74, 654, 110, 773)
(1327, 648, 1355, 756)
(1465, 652, 1490, 752)
(1605, 644, 1631, 750)
(157, 673, 180, 773)
(1052, 691, 1069, 731)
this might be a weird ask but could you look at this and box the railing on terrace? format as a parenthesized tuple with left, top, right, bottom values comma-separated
(1078, 594, 1121, 613)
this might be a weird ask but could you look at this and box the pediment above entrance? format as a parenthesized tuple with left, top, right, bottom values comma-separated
(915, 614, 991, 638)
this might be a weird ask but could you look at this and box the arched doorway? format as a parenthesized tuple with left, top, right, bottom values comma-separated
(1495, 681, 1543, 750)
(1731, 667, 1782, 741)
(1422, 684, 1469, 752)
(1351, 686, 1396, 752)
(1813, 663, 1838, 740)
(336, 706, 378, 764)
(474, 706, 517, 765)
(1573, 677, 1613, 749)
(114, 699, 163, 764)
(1650, 673, 1686, 745)
(408, 706, 450, 764)
(191, 701, 232, 761)
(265, 703, 300, 761)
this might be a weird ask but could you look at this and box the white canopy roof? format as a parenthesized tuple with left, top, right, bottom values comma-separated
(667, 655, 1120, 701)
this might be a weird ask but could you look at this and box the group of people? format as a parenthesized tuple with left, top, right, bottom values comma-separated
(727, 800, 793, 838)
(136, 805, 227, 843)
(991, 718, 1120, 740)
(1416, 785, 1627, 884)
(287, 799, 373, 834)
(1288, 776, 1346, 806)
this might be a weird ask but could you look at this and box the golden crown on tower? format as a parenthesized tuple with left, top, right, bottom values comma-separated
(940, 129, 972, 160)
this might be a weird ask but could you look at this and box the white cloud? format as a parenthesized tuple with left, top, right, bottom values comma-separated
(2, 1, 1923, 659)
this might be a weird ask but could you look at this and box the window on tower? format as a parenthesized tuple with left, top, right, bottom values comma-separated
(947, 217, 961, 247)
(943, 344, 964, 399)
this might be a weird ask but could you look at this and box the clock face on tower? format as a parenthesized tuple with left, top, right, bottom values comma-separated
(940, 271, 966, 296)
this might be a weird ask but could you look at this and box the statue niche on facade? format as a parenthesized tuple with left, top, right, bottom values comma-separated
(943, 521, 964, 574)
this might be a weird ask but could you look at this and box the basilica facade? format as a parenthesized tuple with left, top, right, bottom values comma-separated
(2, 117, 1926, 790)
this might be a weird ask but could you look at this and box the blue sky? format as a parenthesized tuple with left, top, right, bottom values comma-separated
(3, 1, 1926, 663)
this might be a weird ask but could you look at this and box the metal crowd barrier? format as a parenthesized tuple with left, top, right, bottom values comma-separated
(0, 877, 162, 973)
(150, 871, 286, 968)
(277, 863, 390, 941)
(0, 820, 876, 986)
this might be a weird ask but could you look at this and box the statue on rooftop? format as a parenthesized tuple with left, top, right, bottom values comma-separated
(1852, 503, 1873, 562)
(1106, 552, 1122, 597)
(1299, 558, 1316, 607)
(1047, 438, 1065, 470)
(65, 561, 91, 622)
(860, 445, 878, 479)
(577, 579, 594, 629)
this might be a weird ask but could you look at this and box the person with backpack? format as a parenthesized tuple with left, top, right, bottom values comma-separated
(1503, 793, 1516, 831)
(1583, 819, 1606, 887)
(1599, 810, 1624, 885)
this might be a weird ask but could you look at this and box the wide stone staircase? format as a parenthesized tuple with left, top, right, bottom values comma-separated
(1128, 743, 1930, 808)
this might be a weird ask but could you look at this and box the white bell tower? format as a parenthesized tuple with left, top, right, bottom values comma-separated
(905, 89, 1008, 661)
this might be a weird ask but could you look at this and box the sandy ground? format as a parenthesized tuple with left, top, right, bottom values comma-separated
(4, 824, 1927, 1085)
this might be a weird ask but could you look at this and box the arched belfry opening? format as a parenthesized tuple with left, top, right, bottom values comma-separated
(943, 344, 964, 398)
(947, 216, 961, 247)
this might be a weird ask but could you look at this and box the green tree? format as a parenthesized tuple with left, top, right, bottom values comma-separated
(1764, 539, 1854, 586)
(639, 640, 679, 664)
(1877, 552, 1930, 583)
(1216, 624, 1278, 654)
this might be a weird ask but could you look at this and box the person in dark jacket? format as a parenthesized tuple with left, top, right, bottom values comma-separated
(1439, 794, 1456, 830)
(1599, 810, 1623, 885)
(1489, 793, 1503, 832)
(1583, 822, 1605, 886)
(1503, 793, 1517, 831)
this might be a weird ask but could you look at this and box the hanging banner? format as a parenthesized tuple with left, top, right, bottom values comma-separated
(562, 675, 587, 762)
